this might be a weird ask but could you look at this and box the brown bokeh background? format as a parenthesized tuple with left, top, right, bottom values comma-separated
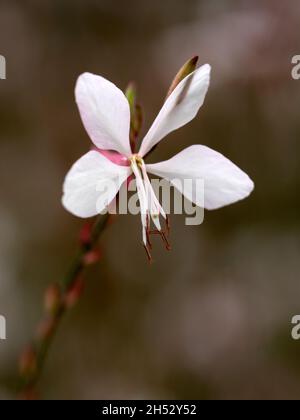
(1, 0, 300, 400)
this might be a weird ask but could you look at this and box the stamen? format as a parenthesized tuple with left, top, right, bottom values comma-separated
(130, 154, 171, 259)
(146, 214, 152, 249)
(148, 229, 171, 250)
(143, 244, 152, 263)
(161, 232, 171, 251)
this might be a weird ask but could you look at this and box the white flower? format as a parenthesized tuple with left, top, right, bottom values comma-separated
(62, 65, 254, 256)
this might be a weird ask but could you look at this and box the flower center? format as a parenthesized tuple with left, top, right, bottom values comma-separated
(130, 154, 143, 167)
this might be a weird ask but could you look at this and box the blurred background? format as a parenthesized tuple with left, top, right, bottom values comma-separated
(0, 0, 300, 400)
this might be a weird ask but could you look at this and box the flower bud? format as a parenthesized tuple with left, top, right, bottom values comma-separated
(125, 82, 143, 152)
(64, 275, 85, 308)
(44, 283, 61, 315)
(79, 221, 93, 246)
(36, 317, 56, 341)
(83, 248, 102, 266)
(19, 345, 37, 377)
(125, 82, 136, 110)
(166, 55, 199, 99)
(133, 104, 143, 138)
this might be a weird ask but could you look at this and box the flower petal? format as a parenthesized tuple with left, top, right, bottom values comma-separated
(138, 64, 211, 157)
(75, 73, 132, 156)
(62, 150, 131, 218)
(146, 145, 254, 210)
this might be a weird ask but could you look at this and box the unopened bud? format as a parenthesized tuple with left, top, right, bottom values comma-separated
(19, 346, 37, 377)
(79, 222, 93, 246)
(64, 276, 85, 308)
(36, 317, 56, 341)
(125, 82, 136, 110)
(166, 55, 199, 99)
(83, 248, 102, 266)
(133, 104, 143, 138)
(125, 82, 143, 152)
(44, 283, 61, 315)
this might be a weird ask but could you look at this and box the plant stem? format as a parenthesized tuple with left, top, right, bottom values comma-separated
(18, 213, 110, 397)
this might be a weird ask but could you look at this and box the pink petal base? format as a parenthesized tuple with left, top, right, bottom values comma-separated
(92, 147, 133, 187)
(92, 147, 130, 167)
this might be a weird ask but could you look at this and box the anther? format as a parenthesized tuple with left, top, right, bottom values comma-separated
(143, 244, 152, 263)
(146, 215, 152, 248)
(161, 232, 171, 251)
